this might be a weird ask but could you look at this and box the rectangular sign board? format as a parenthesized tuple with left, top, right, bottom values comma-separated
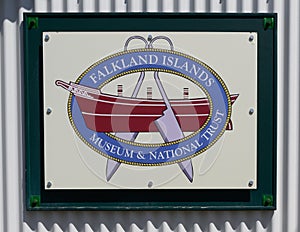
(24, 13, 276, 210)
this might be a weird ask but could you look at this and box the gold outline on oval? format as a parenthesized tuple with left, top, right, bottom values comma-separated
(67, 49, 232, 166)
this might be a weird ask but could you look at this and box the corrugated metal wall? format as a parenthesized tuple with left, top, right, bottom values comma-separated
(0, 0, 298, 231)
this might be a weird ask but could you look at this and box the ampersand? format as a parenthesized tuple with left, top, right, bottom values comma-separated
(137, 152, 145, 159)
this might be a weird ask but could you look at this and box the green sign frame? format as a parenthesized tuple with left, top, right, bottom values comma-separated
(24, 13, 277, 210)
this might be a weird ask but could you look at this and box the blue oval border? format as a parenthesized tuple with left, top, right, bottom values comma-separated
(68, 49, 232, 165)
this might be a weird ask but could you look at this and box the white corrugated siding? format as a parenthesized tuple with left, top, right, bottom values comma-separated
(0, 0, 297, 231)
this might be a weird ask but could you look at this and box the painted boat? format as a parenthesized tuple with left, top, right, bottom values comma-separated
(56, 80, 238, 132)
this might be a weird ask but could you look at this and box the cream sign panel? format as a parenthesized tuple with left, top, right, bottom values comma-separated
(43, 32, 257, 189)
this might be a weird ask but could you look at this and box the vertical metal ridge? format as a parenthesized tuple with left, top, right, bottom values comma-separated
(17, 2, 31, 232)
(258, 0, 269, 13)
(2, 18, 22, 232)
(0, 3, 5, 232)
(174, 0, 179, 12)
(210, 0, 223, 12)
(189, 0, 195, 12)
(147, 0, 158, 12)
(50, 0, 64, 12)
(177, 0, 189, 12)
(194, 0, 206, 12)
(287, 0, 300, 231)
(279, 0, 290, 231)
(127, 0, 143, 12)
(33, 0, 47, 12)
(242, 0, 253, 12)
(98, 0, 111, 12)
(114, 0, 126, 12)
(297, 2, 300, 232)
(162, 0, 174, 12)
(272, 0, 285, 231)
(226, 0, 238, 12)
(100, 223, 110, 232)
(84, 0, 96, 12)
(65, 0, 79, 12)
(158, 0, 163, 12)
(2, 4, 23, 232)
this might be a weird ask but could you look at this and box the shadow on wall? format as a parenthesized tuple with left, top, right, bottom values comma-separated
(24, 210, 274, 231)
(0, 0, 32, 30)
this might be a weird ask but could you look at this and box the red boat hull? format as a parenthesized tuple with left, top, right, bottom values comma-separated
(55, 80, 238, 133)
(75, 91, 237, 132)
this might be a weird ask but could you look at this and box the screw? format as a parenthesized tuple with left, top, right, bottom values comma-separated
(44, 34, 50, 42)
(31, 198, 38, 207)
(29, 20, 36, 29)
(46, 108, 52, 115)
(249, 35, 254, 42)
(249, 108, 254, 115)
(265, 198, 271, 205)
(30, 196, 40, 207)
(47, 182, 52, 188)
(148, 181, 153, 188)
(263, 195, 273, 206)
(248, 180, 254, 187)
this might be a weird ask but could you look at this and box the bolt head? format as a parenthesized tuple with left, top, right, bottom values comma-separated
(47, 182, 52, 188)
(46, 108, 52, 115)
(248, 180, 254, 187)
(249, 108, 254, 115)
(148, 181, 153, 188)
(44, 35, 50, 42)
(249, 35, 254, 42)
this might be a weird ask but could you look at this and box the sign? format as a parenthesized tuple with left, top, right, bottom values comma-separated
(24, 13, 276, 210)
